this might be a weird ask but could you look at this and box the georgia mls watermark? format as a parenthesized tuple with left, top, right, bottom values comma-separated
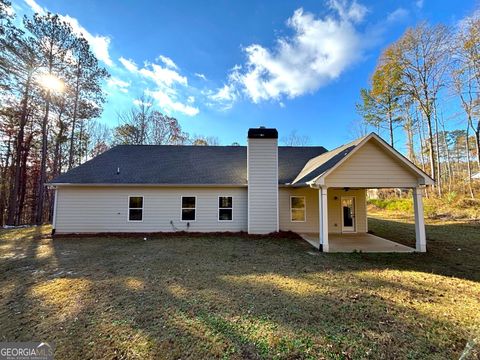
(0, 342, 54, 360)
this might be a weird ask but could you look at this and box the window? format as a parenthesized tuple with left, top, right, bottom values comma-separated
(218, 196, 233, 221)
(290, 196, 306, 222)
(128, 196, 143, 221)
(181, 196, 196, 221)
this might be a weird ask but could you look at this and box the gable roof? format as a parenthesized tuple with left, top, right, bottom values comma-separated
(291, 136, 365, 185)
(292, 133, 434, 186)
(49, 145, 328, 186)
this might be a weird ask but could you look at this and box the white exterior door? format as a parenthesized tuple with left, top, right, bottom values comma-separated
(341, 196, 356, 232)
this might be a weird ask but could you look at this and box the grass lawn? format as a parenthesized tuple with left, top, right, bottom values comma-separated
(0, 217, 479, 359)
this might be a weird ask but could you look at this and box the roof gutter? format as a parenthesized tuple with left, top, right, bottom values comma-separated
(47, 183, 249, 188)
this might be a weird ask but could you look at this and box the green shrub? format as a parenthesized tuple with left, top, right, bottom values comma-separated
(424, 204, 438, 218)
(444, 191, 458, 205)
(369, 198, 413, 212)
(367, 199, 388, 209)
(385, 199, 413, 212)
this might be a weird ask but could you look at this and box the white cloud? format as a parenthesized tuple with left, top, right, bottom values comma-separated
(119, 57, 138, 72)
(387, 8, 409, 23)
(24, 0, 45, 14)
(415, 0, 424, 9)
(107, 77, 130, 93)
(227, 3, 369, 103)
(195, 73, 207, 81)
(157, 55, 178, 69)
(61, 15, 113, 66)
(210, 84, 237, 102)
(207, 83, 238, 110)
(120, 57, 187, 87)
(119, 56, 198, 116)
(133, 99, 152, 107)
(146, 89, 199, 117)
(139, 63, 187, 87)
(329, 0, 368, 23)
(23, 0, 113, 66)
(5, 3, 16, 16)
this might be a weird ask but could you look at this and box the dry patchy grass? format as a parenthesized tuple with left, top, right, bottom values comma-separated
(0, 221, 479, 359)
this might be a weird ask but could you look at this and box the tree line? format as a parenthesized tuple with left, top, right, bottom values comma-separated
(356, 13, 480, 198)
(0, 1, 219, 226)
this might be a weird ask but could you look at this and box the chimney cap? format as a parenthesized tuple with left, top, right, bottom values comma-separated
(248, 127, 278, 139)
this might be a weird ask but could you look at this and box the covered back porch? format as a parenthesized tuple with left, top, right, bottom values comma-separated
(286, 133, 434, 253)
(300, 231, 415, 253)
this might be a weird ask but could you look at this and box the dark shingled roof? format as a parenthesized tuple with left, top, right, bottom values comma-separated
(50, 145, 328, 185)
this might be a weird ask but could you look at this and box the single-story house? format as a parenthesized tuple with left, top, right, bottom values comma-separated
(472, 172, 480, 180)
(49, 127, 434, 252)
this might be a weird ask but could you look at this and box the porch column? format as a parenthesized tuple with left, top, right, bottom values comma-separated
(319, 186, 329, 252)
(413, 187, 426, 252)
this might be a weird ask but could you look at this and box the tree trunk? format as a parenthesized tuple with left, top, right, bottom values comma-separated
(405, 114, 416, 163)
(439, 115, 453, 191)
(68, 63, 81, 170)
(35, 91, 51, 225)
(52, 111, 65, 177)
(474, 120, 480, 169)
(388, 110, 394, 147)
(7, 76, 32, 225)
(18, 133, 32, 223)
(433, 105, 442, 196)
(466, 124, 475, 199)
(0, 135, 12, 226)
(418, 116, 429, 198)
(425, 113, 437, 187)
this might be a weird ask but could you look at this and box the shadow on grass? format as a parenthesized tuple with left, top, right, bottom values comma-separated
(0, 224, 479, 359)
(366, 217, 480, 282)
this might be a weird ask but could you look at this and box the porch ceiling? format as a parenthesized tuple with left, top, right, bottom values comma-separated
(300, 233, 415, 253)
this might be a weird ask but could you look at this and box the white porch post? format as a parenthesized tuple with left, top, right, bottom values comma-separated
(319, 186, 329, 252)
(413, 187, 426, 252)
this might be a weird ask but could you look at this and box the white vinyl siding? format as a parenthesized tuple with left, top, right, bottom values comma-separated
(324, 140, 420, 188)
(247, 138, 278, 234)
(279, 187, 367, 234)
(55, 186, 247, 233)
(279, 187, 318, 233)
(327, 189, 367, 233)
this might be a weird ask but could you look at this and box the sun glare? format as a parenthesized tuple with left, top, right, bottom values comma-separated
(37, 73, 64, 92)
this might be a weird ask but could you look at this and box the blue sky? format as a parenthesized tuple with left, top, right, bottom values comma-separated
(10, 0, 479, 149)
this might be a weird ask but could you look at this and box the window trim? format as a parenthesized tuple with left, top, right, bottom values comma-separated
(290, 196, 306, 223)
(180, 196, 197, 222)
(127, 195, 144, 222)
(218, 196, 233, 222)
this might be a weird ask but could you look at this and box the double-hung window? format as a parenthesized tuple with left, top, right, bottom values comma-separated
(181, 196, 196, 221)
(218, 196, 233, 221)
(290, 196, 306, 222)
(128, 196, 143, 221)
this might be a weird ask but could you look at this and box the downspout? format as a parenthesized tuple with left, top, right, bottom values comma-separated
(51, 187, 58, 235)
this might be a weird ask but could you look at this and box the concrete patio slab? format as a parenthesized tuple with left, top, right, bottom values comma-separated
(300, 233, 415, 253)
